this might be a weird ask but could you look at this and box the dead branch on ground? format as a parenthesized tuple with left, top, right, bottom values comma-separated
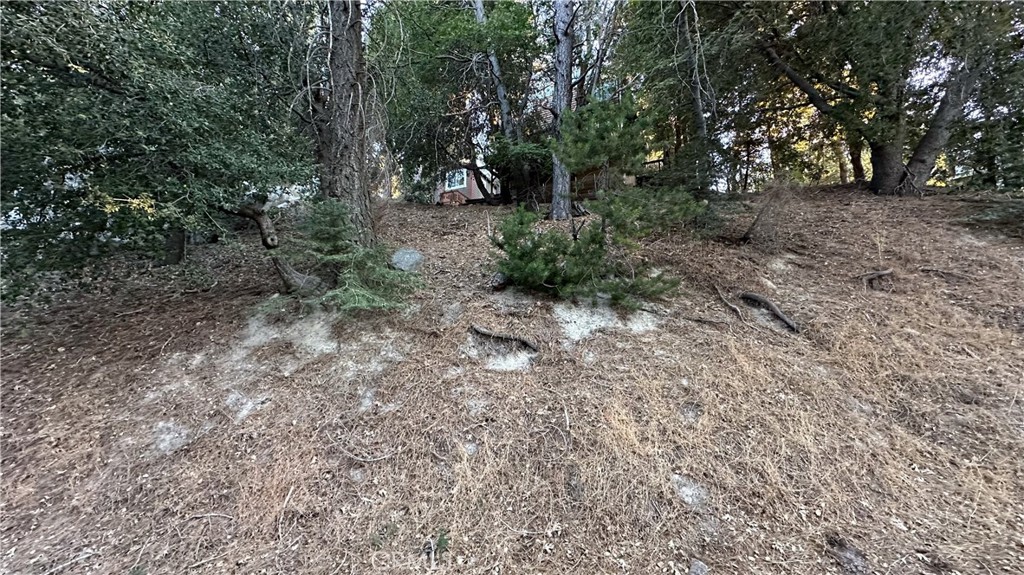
(739, 292, 801, 332)
(853, 268, 893, 289)
(921, 267, 974, 282)
(680, 316, 729, 326)
(471, 324, 539, 353)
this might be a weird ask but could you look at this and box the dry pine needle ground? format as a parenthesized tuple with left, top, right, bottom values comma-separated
(2, 185, 1023, 574)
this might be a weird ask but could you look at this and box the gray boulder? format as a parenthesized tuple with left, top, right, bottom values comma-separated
(391, 248, 425, 272)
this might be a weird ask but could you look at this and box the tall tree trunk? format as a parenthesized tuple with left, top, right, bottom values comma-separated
(680, 4, 707, 141)
(900, 58, 987, 194)
(679, 1, 711, 191)
(322, 0, 374, 246)
(472, 0, 518, 141)
(549, 0, 574, 221)
(847, 135, 866, 182)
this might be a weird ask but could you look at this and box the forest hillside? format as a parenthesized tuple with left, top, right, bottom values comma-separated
(3, 186, 1022, 575)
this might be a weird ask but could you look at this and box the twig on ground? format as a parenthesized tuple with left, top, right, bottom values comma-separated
(189, 513, 234, 521)
(42, 549, 99, 575)
(160, 334, 175, 354)
(680, 316, 728, 326)
(739, 292, 801, 332)
(470, 324, 539, 353)
(277, 486, 295, 543)
(853, 268, 893, 289)
(329, 437, 403, 462)
(187, 552, 228, 570)
(182, 280, 219, 294)
(714, 285, 743, 319)
(131, 535, 153, 570)
(921, 267, 974, 282)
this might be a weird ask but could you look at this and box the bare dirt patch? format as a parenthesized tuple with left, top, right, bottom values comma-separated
(3, 188, 1023, 574)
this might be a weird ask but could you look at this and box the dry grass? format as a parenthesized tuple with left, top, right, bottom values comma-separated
(2, 186, 1023, 574)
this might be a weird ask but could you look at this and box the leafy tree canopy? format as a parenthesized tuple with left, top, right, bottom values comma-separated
(1, 0, 312, 289)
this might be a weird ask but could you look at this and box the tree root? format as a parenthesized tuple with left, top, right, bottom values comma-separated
(715, 285, 743, 319)
(470, 324, 539, 353)
(271, 256, 324, 296)
(853, 268, 893, 289)
(739, 292, 801, 332)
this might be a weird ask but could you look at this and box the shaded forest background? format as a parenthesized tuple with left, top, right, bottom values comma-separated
(2, 0, 1021, 303)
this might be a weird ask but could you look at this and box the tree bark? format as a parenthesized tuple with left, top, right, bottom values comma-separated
(549, 0, 574, 221)
(222, 200, 326, 295)
(680, 4, 707, 141)
(322, 0, 374, 246)
(164, 228, 186, 266)
(220, 200, 279, 249)
(868, 141, 904, 195)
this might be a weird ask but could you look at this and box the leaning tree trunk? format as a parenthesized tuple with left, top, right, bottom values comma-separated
(900, 57, 987, 194)
(322, 0, 374, 246)
(549, 0, 574, 221)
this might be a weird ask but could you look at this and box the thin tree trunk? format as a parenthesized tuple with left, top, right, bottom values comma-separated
(322, 0, 374, 246)
(742, 140, 751, 193)
(848, 135, 866, 182)
(220, 200, 279, 249)
(679, 1, 711, 191)
(549, 0, 574, 221)
(680, 3, 707, 141)
(472, 0, 518, 141)
(901, 57, 987, 193)
(833, 140, 849, 184)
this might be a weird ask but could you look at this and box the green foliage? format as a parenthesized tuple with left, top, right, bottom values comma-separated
(292, 201, 419, 313)
(1, 1, 313, 296)
(403, 178, 437, 205)
(493, 208, 677, 307)
(555, 95, 648, 176)
(368, 0, 541, 178)
(591, 186, 711, 241)
(485, 135, 553, 190)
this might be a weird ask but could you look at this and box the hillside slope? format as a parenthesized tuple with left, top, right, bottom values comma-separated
(3, 187, 1022, 574)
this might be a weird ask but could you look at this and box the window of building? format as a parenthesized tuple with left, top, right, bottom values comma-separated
(445, 169, 467, 190)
